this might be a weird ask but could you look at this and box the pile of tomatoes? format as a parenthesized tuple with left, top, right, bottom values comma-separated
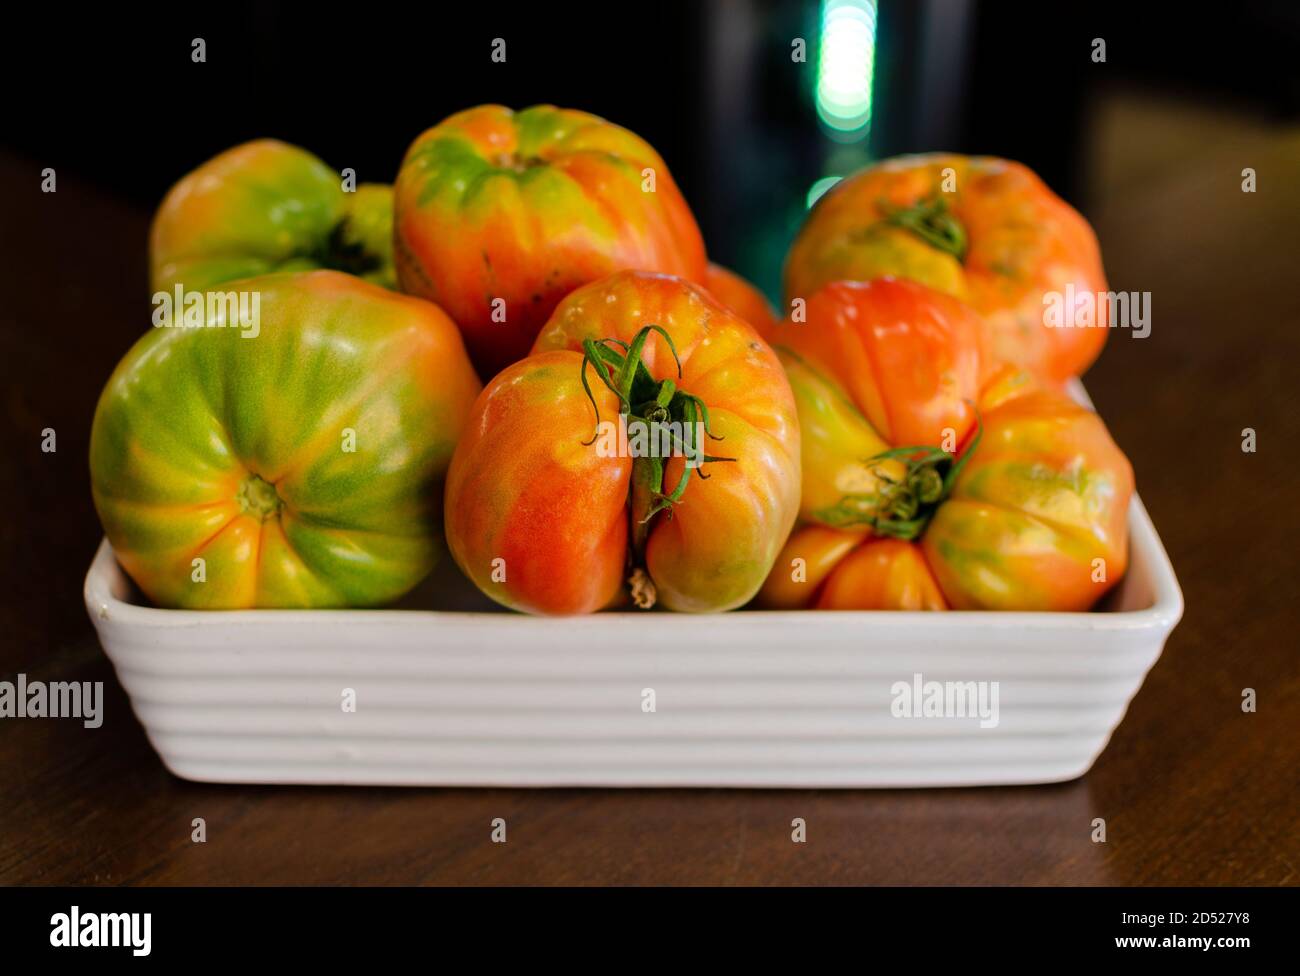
(90, 104, 1132, 614)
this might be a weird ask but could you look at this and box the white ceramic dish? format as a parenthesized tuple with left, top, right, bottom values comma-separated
(84, 493, 1182, 788)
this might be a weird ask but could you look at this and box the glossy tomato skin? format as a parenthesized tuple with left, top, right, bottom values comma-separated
(773, 279, 984, 529)
(922, 372, 1134, 611)
(758, 525, 865, 609)
(445, 271, 801, 615)
(784, 154, 1109, 384)
(816, 538, 948, 611)
(443, 350, 632, 615)
(90, 271, 480, 609)
(533, 272, 802, 613)
(760, 279, 1132, 612)
(150, 140, 396, 294)
(759, 525, 948, 611)
(394, 105, 708, 378)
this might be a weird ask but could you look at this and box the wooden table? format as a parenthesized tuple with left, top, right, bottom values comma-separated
(1, 127, 1296, 885)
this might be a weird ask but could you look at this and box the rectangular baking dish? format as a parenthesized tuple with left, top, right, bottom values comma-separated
(83, 483, 1182, 789)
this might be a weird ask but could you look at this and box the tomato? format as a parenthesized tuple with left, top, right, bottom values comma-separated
(702, 263, 779, 335)
(90, 271, 481, 608)
(784, 154, 1109, 383)
(921, 370, 1133, 610)
(150, 140, 396, 295)
(758, 525, 863, 609)
(394, 105, 707, 378)
(816, 538, 947, 611)
(444, 270, 801, 614)
(757, 278, 1132, 612)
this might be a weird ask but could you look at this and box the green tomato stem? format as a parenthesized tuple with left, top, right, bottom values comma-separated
(881, 193, 968, 262)
(577, 325, 737, 607)
(836, 412, 983, 541)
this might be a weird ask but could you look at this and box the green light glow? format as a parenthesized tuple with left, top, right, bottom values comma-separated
(806, 176, 842, 208)
(816, 0, 877, 141)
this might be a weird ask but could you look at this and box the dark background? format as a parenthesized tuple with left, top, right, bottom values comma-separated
(5, 0, 1300, 294)
(1, 0, 1298, 885)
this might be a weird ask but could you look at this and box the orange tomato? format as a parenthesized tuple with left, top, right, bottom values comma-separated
(394, 105, 707, 378)
(815, 538, 947, 611)
(445, 271, 801, 614)
(758, 278, 1132, 611)
(784, 154, 1109, 384)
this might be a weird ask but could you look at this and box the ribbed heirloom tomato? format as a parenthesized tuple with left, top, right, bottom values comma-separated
(758, 278, 1133, 612)
(150, 140, 396, 294)
(90, 271, 481, 609)
(444, 271, 801, 615)
(394, 104, 708, 377)
(784, 154, 1110, 384)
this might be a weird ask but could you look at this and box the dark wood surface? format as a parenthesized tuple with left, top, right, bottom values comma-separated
(2, 113, 1297, 885)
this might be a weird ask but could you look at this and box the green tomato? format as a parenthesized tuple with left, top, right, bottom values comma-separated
(150, 140, 396, 294)
(90, 271, 481, 608)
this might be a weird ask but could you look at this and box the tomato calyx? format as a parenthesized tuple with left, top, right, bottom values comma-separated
(835, 414, 983, 541)
(579, 324, 734, 507)
(880, 192, 968, 262)
(579, 324, 734, 608)
(237, 473, 282, 521)
(317, 216, 385, 277)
